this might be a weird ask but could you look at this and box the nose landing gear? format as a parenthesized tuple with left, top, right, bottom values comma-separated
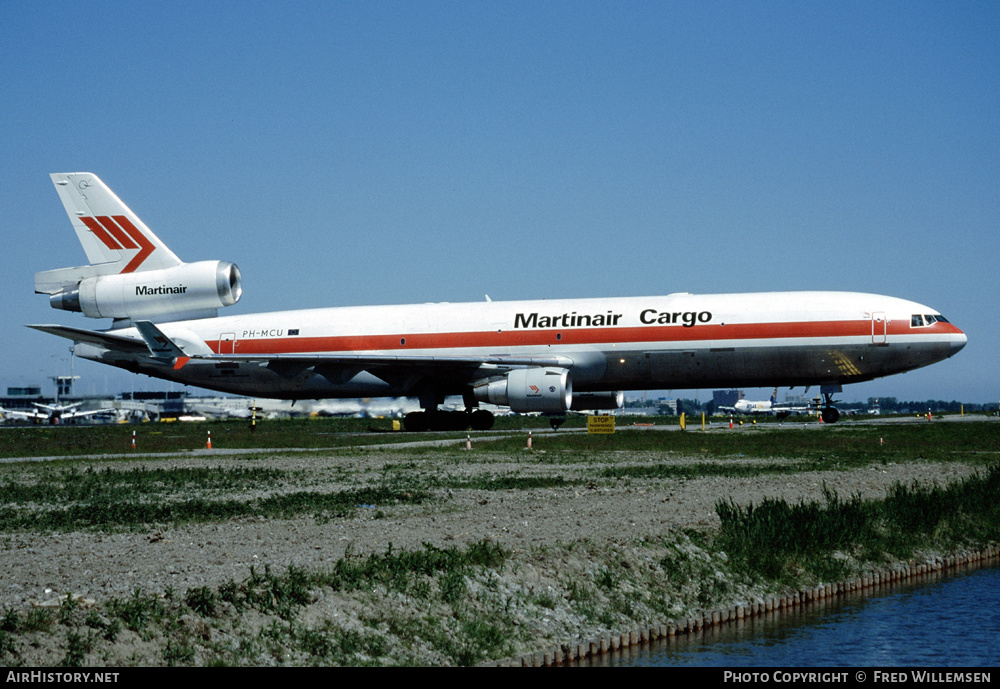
(818, 386, 841, 424)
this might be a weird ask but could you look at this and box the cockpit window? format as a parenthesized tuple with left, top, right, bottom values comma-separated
(911, 314, 949, 327)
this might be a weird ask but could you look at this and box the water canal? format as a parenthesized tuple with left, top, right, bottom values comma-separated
(584, 560, 999, 667)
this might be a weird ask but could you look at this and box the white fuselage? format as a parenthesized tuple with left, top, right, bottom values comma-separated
(75, 290, 966, 402)
(734, 399, 774, 414)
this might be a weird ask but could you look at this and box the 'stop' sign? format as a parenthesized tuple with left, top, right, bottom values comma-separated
(587, 415, 615, 434)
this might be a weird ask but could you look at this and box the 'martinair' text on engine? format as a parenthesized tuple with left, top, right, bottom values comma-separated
(136, 284, 188, 296)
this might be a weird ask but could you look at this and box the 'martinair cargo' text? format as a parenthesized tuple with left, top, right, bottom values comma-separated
(513, 309, 712, 329)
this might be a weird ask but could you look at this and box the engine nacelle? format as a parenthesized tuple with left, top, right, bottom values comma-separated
(474, 367, 572, 413)
(570, 391, 624, 411)
(49, 261, 242, 320)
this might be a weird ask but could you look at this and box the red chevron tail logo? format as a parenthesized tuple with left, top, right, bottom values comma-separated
(79, 215, 155, 273)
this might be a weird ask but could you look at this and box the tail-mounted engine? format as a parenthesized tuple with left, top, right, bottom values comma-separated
(474, 367, 572, 413)
(46, 260, 242, 321)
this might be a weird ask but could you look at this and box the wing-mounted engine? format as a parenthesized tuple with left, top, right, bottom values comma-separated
(474, 367, 572, 413)
(44, 260, 242, 322)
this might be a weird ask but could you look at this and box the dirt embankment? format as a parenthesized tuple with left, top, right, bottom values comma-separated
(0, 449, 983, 665)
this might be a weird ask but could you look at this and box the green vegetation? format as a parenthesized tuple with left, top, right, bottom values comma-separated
(0, 419, 996, 665)
(0, 541, 520, 666)
(0, 423, 998, 534)
(4, 413, 1000, 464)
(0, 465, 428, 531)
(0, 417, 445, 457)
(5, 460, 996, 666)
(463, 420, 1000, 467)
(716, 465, 1000, 583)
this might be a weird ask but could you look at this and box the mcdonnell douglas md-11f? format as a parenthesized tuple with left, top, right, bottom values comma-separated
(29, 173, 967, 430)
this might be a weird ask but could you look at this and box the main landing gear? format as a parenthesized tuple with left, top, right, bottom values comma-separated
(403, 409, 495, 432)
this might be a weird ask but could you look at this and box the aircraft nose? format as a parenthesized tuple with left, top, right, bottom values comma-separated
(950, 329, 967, 357)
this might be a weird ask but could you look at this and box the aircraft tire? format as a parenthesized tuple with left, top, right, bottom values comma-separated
(470, 409, 494, 431)
(403, 411, 428, 432)
(821, 407, 840, 424)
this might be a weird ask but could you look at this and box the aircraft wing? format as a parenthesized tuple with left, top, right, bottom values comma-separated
(61, 408, 116, 420)
(33, 402, 82, 413)
(0, 407, 48, 421)
(774, 405, 813, 412)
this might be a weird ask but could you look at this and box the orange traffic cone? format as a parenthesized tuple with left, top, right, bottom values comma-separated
(207, 431, 212, 449)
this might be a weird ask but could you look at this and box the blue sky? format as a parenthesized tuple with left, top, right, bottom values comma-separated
(1, 2, 996, 404)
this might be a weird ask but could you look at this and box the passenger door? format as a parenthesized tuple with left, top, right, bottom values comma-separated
(871, 312, 887, 345)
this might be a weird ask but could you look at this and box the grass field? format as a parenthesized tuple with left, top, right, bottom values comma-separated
(2, 414, 998, 465)
(1, 419, 997, 534)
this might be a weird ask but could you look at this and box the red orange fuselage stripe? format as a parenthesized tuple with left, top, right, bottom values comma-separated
(205, 320, 963, 356)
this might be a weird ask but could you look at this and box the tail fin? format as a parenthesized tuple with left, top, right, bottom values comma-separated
(770, 388, 777, 404)
(37, 173, 182, 294)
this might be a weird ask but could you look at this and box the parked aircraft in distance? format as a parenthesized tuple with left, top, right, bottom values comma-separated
(29, 173, 967, 430)
(719, 388, 812, 419)
(0, 401, 113, 425)
(305, 397, 421, 419)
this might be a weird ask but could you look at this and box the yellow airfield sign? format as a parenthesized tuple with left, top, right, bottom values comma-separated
(587, 415, 615, 434)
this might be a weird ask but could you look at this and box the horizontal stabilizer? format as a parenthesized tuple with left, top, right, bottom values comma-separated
(27, 324, 148, 354)
(35, 264, 120, 295)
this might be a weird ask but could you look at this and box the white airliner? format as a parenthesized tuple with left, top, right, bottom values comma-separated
(0, 401, 114, 425)
(29, 173, 967, 431)
(719, 388, 812, 419)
